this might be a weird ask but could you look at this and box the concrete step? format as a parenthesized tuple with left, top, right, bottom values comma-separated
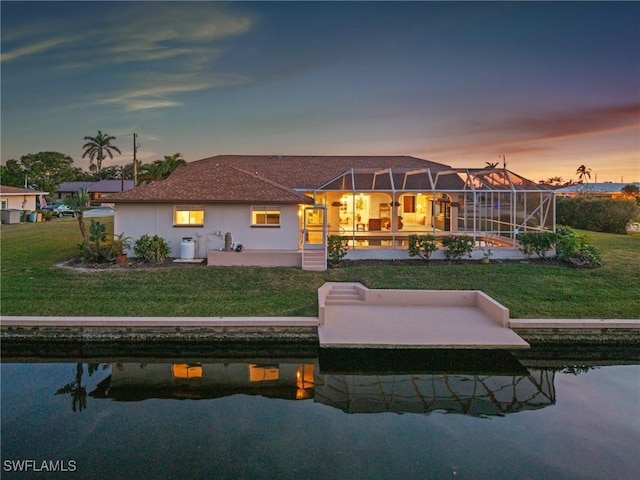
(326, 294, 363, 302)
(303, 251, 326, 271)
(327, 292, 361, 298)
(303, 265, 326, 271)
(304, 260, 326, 268)
(325, 299, 366, 305)
(325, 285, 365, 304)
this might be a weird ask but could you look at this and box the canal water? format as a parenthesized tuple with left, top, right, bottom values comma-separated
(1, 347, 638, 479)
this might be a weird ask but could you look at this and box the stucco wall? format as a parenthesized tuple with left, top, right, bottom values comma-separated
(115, 203, 302, 258)
(0, 194, 37, 211)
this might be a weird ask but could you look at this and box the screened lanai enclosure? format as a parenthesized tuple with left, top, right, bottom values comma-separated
(309, 168, 555, 257)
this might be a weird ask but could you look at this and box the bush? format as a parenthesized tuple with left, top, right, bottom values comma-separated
(557, 196, 639, 234)
(327, 235, 348, 268)
(134, 234, 170, 263)
(408, 234, 437, 261)
(77, 220, 113, 263)
(518, 231, 557, 259)
(555, 225, 602, 268)
(441, 235, 474, 260)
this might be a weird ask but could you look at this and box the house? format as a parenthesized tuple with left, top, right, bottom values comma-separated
(105, 155, 555, 270)
(0, 185, 48, 222)
(56, 180, 135, 203)
(555, 182, 640, 199)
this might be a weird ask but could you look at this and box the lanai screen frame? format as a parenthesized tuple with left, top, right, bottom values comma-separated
(311, 167, 555, 249)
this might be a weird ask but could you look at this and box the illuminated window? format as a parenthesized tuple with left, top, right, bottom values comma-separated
(296, 364, 315, 399)
(174, 205, 204, 226)
(172, 363, 203, 379)
(249, 364, 279, 382)
(251, 206, 280, 226)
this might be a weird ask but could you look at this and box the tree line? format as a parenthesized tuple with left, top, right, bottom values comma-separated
(0, 130, 186, 193)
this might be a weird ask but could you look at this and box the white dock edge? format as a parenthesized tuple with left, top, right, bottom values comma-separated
(0, 316, 319, 328)
(509, 319, 640, 329)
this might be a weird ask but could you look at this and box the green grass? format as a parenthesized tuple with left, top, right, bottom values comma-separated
(1, 217, 638, 318)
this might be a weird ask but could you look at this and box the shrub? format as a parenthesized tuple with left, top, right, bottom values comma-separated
(518, 231, 557, 259)
(555, 225, 602, 268)
(408, 234, 437, 261)
(327, 235, 348, 268)
(77, 220, 112, 263)
(134, 234, 170, 263)
(441, 235, 474, 260)
(556, 196, 639, 234)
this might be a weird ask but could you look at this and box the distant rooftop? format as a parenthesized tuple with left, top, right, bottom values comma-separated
(1, 185, 48, 195)
(555, 182, 640, 194)
(58, 180, 135, 193)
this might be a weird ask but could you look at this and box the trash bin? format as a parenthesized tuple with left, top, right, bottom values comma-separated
(1, 209, 22, 224)
(28, 212, 37, 222)
(180, 237, 195, 260)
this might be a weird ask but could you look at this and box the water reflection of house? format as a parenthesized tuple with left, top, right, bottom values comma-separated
(91, 362, 316, 401)
(91, 361, 555, 416)
(315, 371, 555, 416)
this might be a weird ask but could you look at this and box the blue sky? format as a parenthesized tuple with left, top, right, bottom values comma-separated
(2, 1, 639, 183)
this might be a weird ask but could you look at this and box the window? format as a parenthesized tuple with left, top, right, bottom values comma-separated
(174, 205, 204, 226)
(251, 206, 280, 226)
(249, 364, 279, 382)
(171, 363, 203, 379)
(1, 200, 7, 209)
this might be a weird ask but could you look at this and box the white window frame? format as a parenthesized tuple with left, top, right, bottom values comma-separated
(173, 205, 205, 227)
(1, 200, 7, 209)
(251, 206, 281, 227)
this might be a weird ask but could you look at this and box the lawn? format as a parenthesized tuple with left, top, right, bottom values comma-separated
(1, 217, 638, 318)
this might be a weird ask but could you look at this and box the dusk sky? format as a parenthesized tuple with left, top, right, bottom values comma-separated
(2, 1, 639, 183)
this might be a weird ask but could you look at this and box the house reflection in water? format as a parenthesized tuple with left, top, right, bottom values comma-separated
(91, 363, 316, 402)
(91, 361, 555, 416)
(314, 371, 555, 416)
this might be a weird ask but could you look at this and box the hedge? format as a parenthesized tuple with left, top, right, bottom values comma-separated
(556, 196, 639, 234)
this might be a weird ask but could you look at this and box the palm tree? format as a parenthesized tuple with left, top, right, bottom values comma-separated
(82, 131, 121, 173)
(162, 153, 187, 177)
(138, 153, 186, 184)
(576, 165, 592, 184)
(539, 176, 565, 186)
(65, 187, 91, 248)
(485, 161, 499, 169)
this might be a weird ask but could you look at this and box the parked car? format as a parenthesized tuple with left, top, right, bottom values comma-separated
(42, 204, 76, 217)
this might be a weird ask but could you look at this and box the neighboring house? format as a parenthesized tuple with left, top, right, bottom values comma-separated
(56, 180, 135, 203)
(555, 182, 640, 198)
(0, 185, 48, 211)
(105, 155, 555, 270)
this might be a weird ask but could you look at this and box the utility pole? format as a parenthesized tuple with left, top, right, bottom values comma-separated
(126, 132, 140, 186)
(499, 155, 507, 169)
(133, 132, 138, 187)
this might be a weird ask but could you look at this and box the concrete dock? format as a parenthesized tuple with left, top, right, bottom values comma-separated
(317, 282, 529, 349)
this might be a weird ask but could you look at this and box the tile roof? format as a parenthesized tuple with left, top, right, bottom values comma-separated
(106, 155, 449, 203)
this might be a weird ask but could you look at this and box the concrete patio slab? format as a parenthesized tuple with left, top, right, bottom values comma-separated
(319, 305, 529, 349)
